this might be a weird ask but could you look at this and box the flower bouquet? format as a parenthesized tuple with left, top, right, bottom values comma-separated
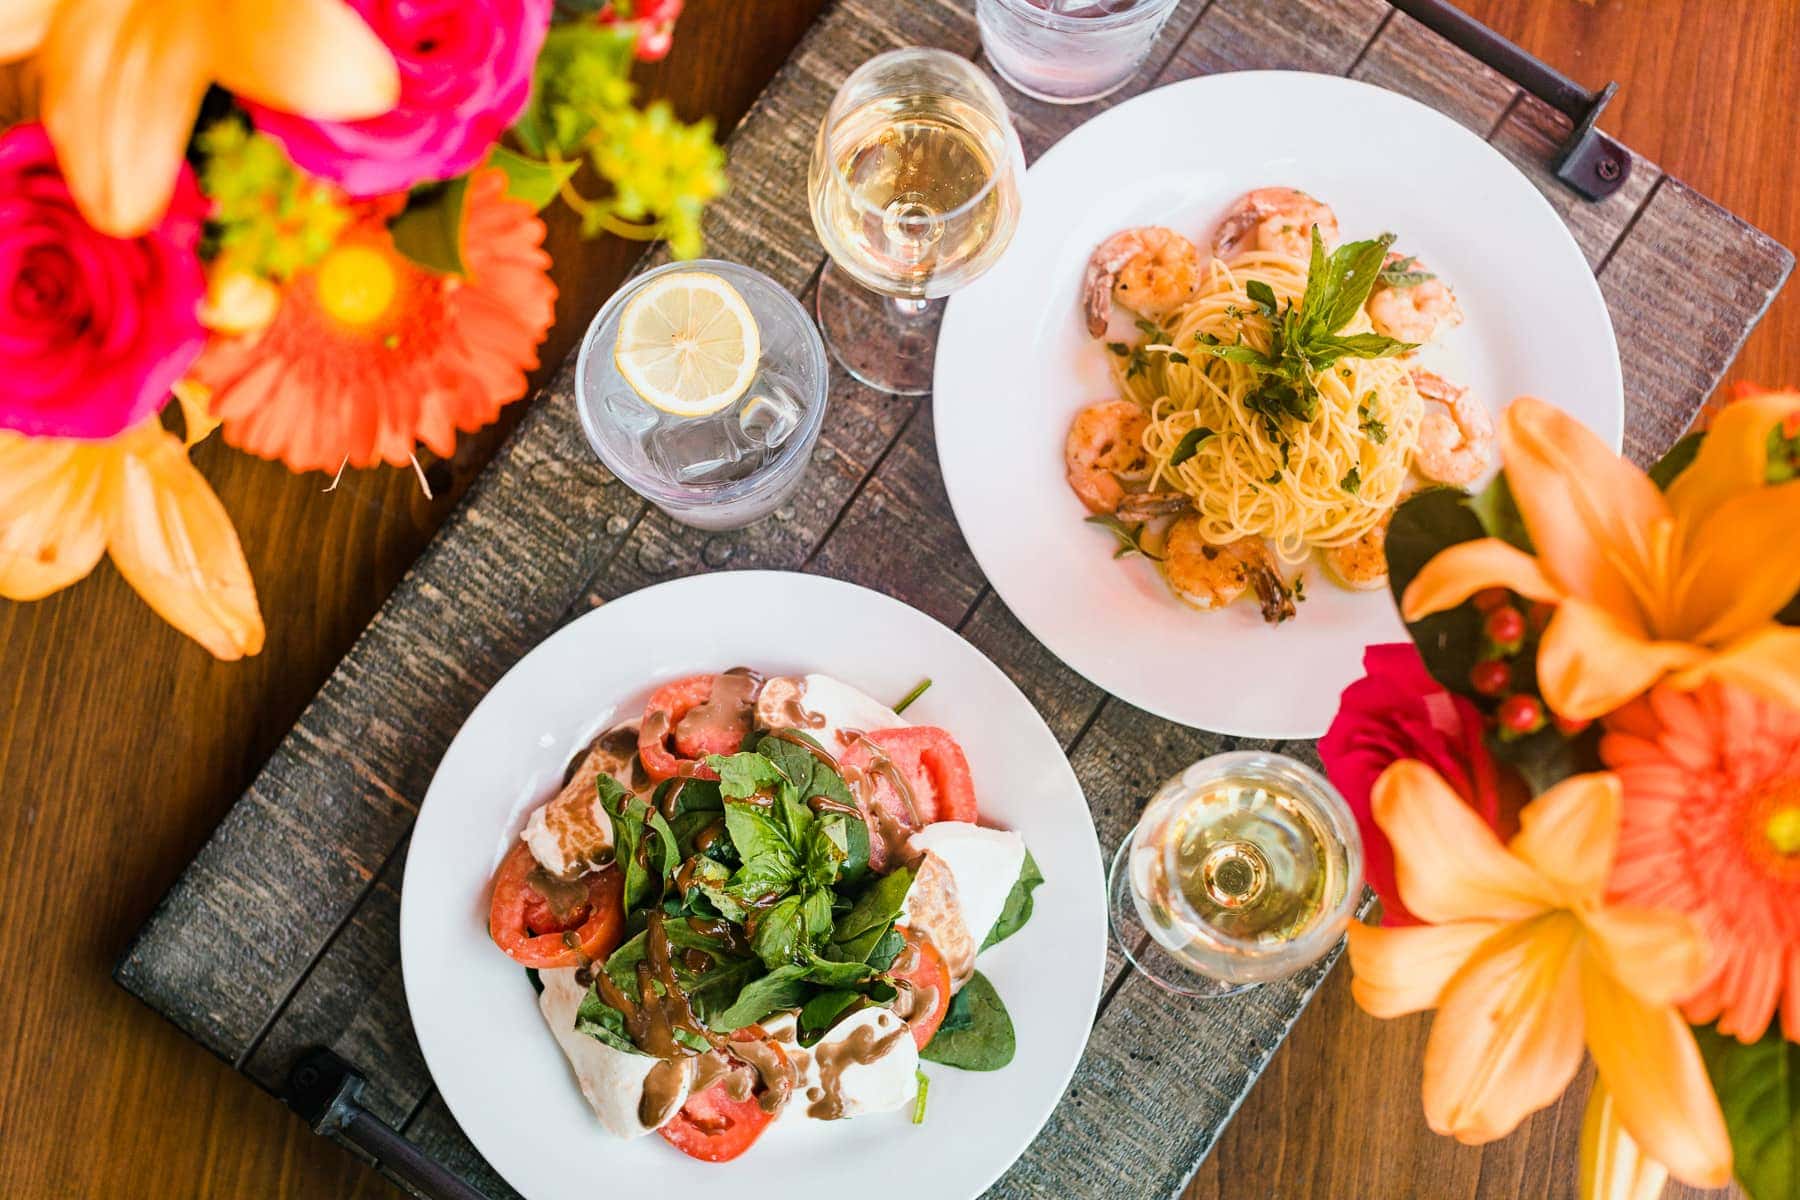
(0, 0, 724, 658)
(1322, 388, 1800, 1199)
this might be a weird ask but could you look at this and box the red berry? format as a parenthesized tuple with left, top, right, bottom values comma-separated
(1497, 694, 1545, 734)
(1470, 659, 1511, 696)
(1528, 601, 1556, 632)
(1552, 713, 1592, 737)
(1484, 606, 1526, 645)
(1472, 587, 1511, 613)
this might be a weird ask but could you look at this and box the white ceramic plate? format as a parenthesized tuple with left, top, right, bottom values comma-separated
(401, 571, 1106, 1200)
(935, 71, 1623, 738)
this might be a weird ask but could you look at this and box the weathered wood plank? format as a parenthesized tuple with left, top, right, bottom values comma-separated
(402, 1092, 519, 1200)
(1161, 0, 1389, 80)
(957, 592, 1105, 750)
(1598, 177, 1794, 464)
(1350, 9, 1518, 134)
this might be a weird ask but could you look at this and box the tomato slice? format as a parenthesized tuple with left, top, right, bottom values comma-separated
(658, 1080, 776, 1162)
(839, 727, 979, 868)
(487, 842, 624, 969)
(638, 674, 756, 782)
(890, 927, 951, 1050)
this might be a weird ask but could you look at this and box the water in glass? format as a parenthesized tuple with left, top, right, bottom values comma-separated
(977, 0, 1181, 105)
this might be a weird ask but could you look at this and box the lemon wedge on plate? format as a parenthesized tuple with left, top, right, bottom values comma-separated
(613, 271, 761, 417)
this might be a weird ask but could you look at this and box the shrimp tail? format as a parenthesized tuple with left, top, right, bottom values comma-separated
(1249, 565, 1296, 624)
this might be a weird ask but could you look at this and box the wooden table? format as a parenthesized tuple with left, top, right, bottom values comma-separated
(2, 1, 1793, 1196)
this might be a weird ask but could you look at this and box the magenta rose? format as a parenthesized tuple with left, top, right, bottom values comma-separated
(247, 0, 553, 197)
(0, 123, 205, 440)
(1319, 643, 1520, 926)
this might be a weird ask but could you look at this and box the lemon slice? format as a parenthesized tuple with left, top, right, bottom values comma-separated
(613, 271, 760, 417)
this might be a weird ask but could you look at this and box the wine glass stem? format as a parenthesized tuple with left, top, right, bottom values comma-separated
(892, 296, 931, 318)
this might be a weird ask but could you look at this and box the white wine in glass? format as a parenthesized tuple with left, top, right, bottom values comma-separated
(808, 48, 1024, 395)
(1110, 751, 1363, 997)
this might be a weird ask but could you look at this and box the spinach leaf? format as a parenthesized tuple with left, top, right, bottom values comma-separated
(669, 809, 730, 864)
(981, 851, 1044, 950)
(656, 775, 723, 817)
(798, 989, 863, 1042)
(801, 950, 878, 987)
(573, 988, 642, 1055)
(708, 752, 786, 800)
(525, 967, 543, 995)
(598, 773, 677, 910)
(683, 955, 764, 1023)
(919, 973, 1015, 1071)
(865, 927, 906, 971)
(833, 866, 912, 946)
(709, 963, 810, 1030)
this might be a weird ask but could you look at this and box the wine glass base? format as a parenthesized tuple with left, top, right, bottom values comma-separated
(1108, 832, 1259, 1000)
(814, 260, 940, 396)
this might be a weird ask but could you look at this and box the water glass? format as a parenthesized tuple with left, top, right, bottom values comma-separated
(977, 0, 1183, 105)
(575, 260, 828, 531)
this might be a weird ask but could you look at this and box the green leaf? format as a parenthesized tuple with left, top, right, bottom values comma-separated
(686, 855, 748, 923)
(1377, 255, 1435, 288)
(485, 145, 578, 211)
(801, 817, 849, 890)
(512, 21, 638, 158)
(658, 776, 723, 817)
(981, 851, 1044, 950)
(1084, 514, 1163, 562)
(1468, 470, 1535, 553)
(387, 177, 469, 277)
(709, 752, 786, 800)
(1694, 1023, 1799, 1200)
(1649, 431, 1705, 490)
(801, 949, 878, 987)
(864, 926, 906, 971)
(1385, 487, 1487, 698)
(798, 989, 863, 1041)
(573, 988, 642, 1055)
(709, 963, 811, 1031)
(1319, 233, 1397, 334)
(918, 973, 1016, 1071)
(750, 894, 808, 967)
(1244, 278, 1279, 316)
(525, 966, 543, 995)
(1308, 330, 1414, 365)
(833, 867, 913, 946)
(1340, 466, 1362, 494)
(723, 800, 793, 864)
(1167, 426, 1215, 468)
(1192, 341, 1270, 367)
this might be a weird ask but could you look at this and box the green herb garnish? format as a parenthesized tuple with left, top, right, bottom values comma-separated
(1167, 426, 1216, 468)
(892, 678, 932, 715)
(1377, 254, 1435, 289)
(1084, 513, 1163, 561)
(1341, 466, 1362, 494)
(1358, 393, 1388, 445)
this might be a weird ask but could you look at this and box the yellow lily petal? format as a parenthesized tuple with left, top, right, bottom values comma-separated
(40, 0, 211, 236)
(0, 432, 108, 599)
(1674, 479, 1800, 643)
(1400, 537, 1564, 622)
(1347, 920, 1508, 1017)
(1667, 388, 1800, 526)
(1672, 623, 1800, 714)
(1374, 760, 1561, 923)
(1423, 912, 1586, 1142)
(213, 0, 398, 121)
(1581, 905, 1710, 1007)
(104, 423, 264, 659)
(0, 0, 55, 59)
(1582, 951, 1732, 1189)
(1536, 601, 1706, 720)
(1499, 397, 1669, 623)
(1580, 1078, 1670, 1200)
(1508, 773, 1620, 904)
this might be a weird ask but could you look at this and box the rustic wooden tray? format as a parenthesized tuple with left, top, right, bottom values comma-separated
(116, 1, 1791, 1196)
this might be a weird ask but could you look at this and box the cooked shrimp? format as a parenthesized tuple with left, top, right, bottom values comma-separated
(1082, 226, 1202, 337)
(1115, 490, 1193, 522)
(1321, 512, 1393, 592)
(1366, 254, 1463, 345)
(1066, 399, 1151, 514)
(1411, 370, 1494, 486)
(1211, 188, 1340, 260)
(1162, 518, 1295, 624)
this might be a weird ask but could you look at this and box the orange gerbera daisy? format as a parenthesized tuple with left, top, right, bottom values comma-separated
(1602, 682, 1800, 1042)
(188, 166, 556, 473)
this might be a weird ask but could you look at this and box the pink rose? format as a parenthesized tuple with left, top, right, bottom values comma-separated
(1319, 644, 1520, 926)
(0, 123, 205, 440)
(247, 0, 552, 197)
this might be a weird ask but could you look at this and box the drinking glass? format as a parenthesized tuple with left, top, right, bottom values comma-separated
(808, 48, 1025, 395)
(1108, 751, 1364, 998)
(977, 0, 1182, 104)
(575, 259, 829, 531)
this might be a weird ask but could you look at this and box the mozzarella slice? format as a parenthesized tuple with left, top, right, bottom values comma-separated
(907, 822, 1026, 954)
(756, 673, 908, 755)
(785, 1007, 919, 1122)
(537, 968, 689, 1138)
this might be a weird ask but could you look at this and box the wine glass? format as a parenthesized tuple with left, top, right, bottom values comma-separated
(1108, 751, 1364, 998)
(808, 48, 1026, 395)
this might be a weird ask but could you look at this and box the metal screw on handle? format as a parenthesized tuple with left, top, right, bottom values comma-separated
(286, 1049, 490, 1200)
(1386, 0, 1631, 202)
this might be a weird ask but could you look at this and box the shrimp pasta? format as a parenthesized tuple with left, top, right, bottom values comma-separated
(1066, 187, 1493, 623)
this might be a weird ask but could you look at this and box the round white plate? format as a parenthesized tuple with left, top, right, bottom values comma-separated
(934, 71, 1623, 738)
(401, 571, 1107, 1200)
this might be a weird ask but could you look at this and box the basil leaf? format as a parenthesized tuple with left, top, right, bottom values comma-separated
(980, 851, 1044, 950)
(683, 955, 763, 1023)
(1166, 426, 1215, 468)
(725, 854, 800, 907)
(709, 963, 810, 1030)
(687, 855, 748, 923)
(1320, 234, 1397, 334)
(801, 950, 878, 987)
(708, 752, 786, 800)
(1308, 330, 1413, 365)
(918, 973, 1015, 1071)
(1192, 341, 1269, 366)
(750, 894, 807, 967)
(573, 988, 642, 1055)
(724, 800, 793, 866)
(1244, 278, 1278, 316)
(833, 867, 912, 945)
(598, 774, 649, 908)
(802, 816, 849, 890)
(657, 776, 722, 817)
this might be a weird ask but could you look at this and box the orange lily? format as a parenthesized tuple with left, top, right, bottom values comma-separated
(0, 415, 263, 659)
(1, 0, 399, 236)
(1402, 392, 1800, 719)
(1346, 760, 1730, 1188)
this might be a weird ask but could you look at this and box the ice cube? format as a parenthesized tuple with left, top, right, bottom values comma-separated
(737, 384, 803, 451)
(645, 413, 751, 485)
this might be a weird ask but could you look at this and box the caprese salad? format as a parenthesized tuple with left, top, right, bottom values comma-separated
(487, 669, 1044, 1163)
